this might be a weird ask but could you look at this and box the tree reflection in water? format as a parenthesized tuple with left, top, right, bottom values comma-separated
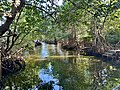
(2, 43, 120, 90)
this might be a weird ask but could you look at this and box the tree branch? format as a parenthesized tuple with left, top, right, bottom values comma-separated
(15, 31, 30, 45)
(4, 8, 23, 53)
(0, 0, 25, 36)
(6, 32, 21, 52)
(14, 8, 23, 32)
(25, 4, 56, 20)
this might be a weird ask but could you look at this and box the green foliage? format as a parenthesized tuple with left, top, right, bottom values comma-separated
(0, 0, 119, 50)
(104, 8, 120, 44)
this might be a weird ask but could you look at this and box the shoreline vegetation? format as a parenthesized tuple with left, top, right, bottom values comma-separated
(0, 0, 120, 89)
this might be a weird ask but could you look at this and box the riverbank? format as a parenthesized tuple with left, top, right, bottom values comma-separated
(61, 43, 120, 60)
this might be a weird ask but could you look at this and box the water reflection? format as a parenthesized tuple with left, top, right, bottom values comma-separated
(48, 57, 110, 90)
(2, 43, 120, 90)
(38, 62, 63, 90)
(40, 42, 49, 58)
(47, 43, 63, 56)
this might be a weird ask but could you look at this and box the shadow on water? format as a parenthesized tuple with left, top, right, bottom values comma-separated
(1, 42, 120, 90)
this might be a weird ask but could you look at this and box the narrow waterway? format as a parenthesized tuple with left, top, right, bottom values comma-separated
(2, 42, 120, 90)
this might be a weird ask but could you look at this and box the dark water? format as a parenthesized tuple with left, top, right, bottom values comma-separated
(2, 42, 120, 90)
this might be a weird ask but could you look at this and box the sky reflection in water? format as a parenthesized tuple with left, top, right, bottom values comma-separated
(2, 43, 120, 90)
(39, 62, 63, 90)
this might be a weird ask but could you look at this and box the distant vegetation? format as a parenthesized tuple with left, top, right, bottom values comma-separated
(0, 0, 120, 76)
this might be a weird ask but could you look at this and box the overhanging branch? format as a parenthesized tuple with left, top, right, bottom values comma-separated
(25, 4, 56, 20)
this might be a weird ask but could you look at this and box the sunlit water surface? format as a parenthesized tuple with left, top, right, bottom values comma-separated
(2, 42, 120, 90)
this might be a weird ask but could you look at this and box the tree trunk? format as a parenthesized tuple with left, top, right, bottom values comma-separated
(0, 0, 25, 36)
(93, 18, 112, 53)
